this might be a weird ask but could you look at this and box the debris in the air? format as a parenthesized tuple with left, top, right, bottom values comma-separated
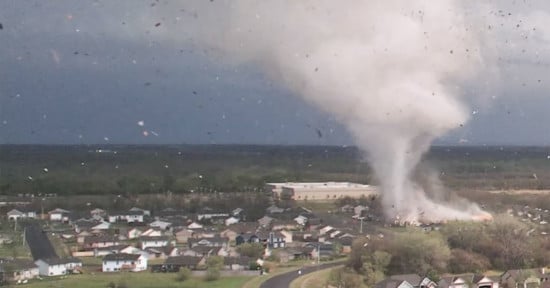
(28, 176, 33, 180)
(143, 131, 149, 136)
(81, 162, 85, 166)
(192, 91, 197, 95)
(43, 168, 49, 173)
(137, 121, 145, 126)
(150, 131, 159, 136)
(164, 165, 169, 168)
(155, 22, 161, 27)
(144, 82, 151, 86)
(316, 129, 323, 138)
(0, 23, 3, 30)
(104, 137, 110, 141)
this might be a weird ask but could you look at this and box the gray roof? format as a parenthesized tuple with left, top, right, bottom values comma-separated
(103, 253, 141, 261)
(38, 257, 81, 265)
(165, 256, 202, 266)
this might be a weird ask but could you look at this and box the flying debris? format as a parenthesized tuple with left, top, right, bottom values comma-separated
(316, 129, 323, 138)
(43, 168, 49, 173)
(137, 121, 145, 126)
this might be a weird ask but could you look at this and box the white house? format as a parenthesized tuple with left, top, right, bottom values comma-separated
(225, 216, 240, 226)
(34, 258, 82, 276)
(7, 208, 37, 221)
(187, 222, 203, 229)
(149, 220, 172, 231)
(294, 215, 308, 226)
(0, 259, 39, 282)
(140, 236, 170, 249)
(127, 228, 142, 239)
(102, 253, 147, 272)
(129, 207, 150, 216)
(90, 208, 107, 220)
(141, 228, 163, 237)
(108, 210, 144, 223)
(48, 208, 70, 221)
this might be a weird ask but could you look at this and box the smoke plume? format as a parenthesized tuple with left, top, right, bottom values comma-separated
(216, 0, 491, 222)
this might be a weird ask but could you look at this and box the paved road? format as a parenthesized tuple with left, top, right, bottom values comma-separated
(24, 223, 58, 260)
(260, 261, 344, 288)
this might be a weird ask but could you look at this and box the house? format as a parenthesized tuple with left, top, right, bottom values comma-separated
(108, 210, 145, 224)
(34, 258, 82, 276)
(278, 246, 314, 263)
(90, 208, 107, 220)
(140, 236, 170, 250)
(141, 228, 163, 237)
(149, 220, 172, 231)
(7, 207, 37, 221)
(197, 210, 230, 224)
(154, 208, 186, 219)
(144, 246, 179, 259)
(501, 268, 549, 288)
(175, 228, 195, 243)
(83, 235, 120, 249)
(225, 217, 240, 226)
(258, 216, 274, 228)
(271, 220, 299, 231)
(280, 230, 293, 243)
(232, 208, 244, 217)
(266, 205, 285, 214)
(220, 223, 258, 240)
(294, 215, 308, 226)
(439, 274, 499, 288)
(340, 204, 354, 213)
(223, 256, 251, 271)
(354, 205, 368, 216)
(0, 259, 39, 283)
(187, 222, 204, 229)
(73, 219, 110, 233)
(164, 256, 204, 270)
(102, 253, 147, 272)
(129, 207, 151, 216)
(183, 246, 226, 257)
(189, 236, 229, 248)
(306, 243, 335, 259)
(388, 274, 437, 288)
(127, 227, 142, 239)
(375, 278, 415, 288)
(236, 233, 260, 246)
(257, 231, 286, 248)
(48, 208, 70, 222)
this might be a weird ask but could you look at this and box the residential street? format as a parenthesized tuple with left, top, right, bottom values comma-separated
(260, 261, 344, 288)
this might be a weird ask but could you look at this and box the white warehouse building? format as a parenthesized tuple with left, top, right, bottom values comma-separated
(265, 182, 378, 200)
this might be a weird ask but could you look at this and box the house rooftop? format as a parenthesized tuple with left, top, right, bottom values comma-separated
(38, 257, 81, 265)
(103, 253, 141, 261)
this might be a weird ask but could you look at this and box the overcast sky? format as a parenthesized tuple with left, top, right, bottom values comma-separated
(1, 0, 550, 146)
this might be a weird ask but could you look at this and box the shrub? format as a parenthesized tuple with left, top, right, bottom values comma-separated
(175, 267, 192, 282)
(204, 267, 220, 281)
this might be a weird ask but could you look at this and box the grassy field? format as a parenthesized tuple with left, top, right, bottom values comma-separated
(21, 273, 251, 288)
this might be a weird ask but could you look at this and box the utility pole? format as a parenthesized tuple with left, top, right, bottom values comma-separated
(360, 217, 363, 234)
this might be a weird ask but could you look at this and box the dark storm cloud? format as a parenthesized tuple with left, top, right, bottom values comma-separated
(1, 0, 550, 145)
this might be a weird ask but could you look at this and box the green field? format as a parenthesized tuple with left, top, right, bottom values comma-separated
(22, 273, 251, 288)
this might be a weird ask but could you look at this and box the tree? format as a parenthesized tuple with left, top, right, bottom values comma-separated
(387, 231, 450, 275)
(204, 256, 223, 281)
(449, 249, 490, 274)
(327, 268, 362, 288)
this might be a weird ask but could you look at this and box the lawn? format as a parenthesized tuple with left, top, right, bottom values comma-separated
(22, 273, 251, 288)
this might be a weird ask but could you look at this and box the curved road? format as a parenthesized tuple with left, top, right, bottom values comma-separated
(260, 261, 344, 288)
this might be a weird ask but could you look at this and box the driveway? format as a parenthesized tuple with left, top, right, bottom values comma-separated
(260, 261, 344, 288)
